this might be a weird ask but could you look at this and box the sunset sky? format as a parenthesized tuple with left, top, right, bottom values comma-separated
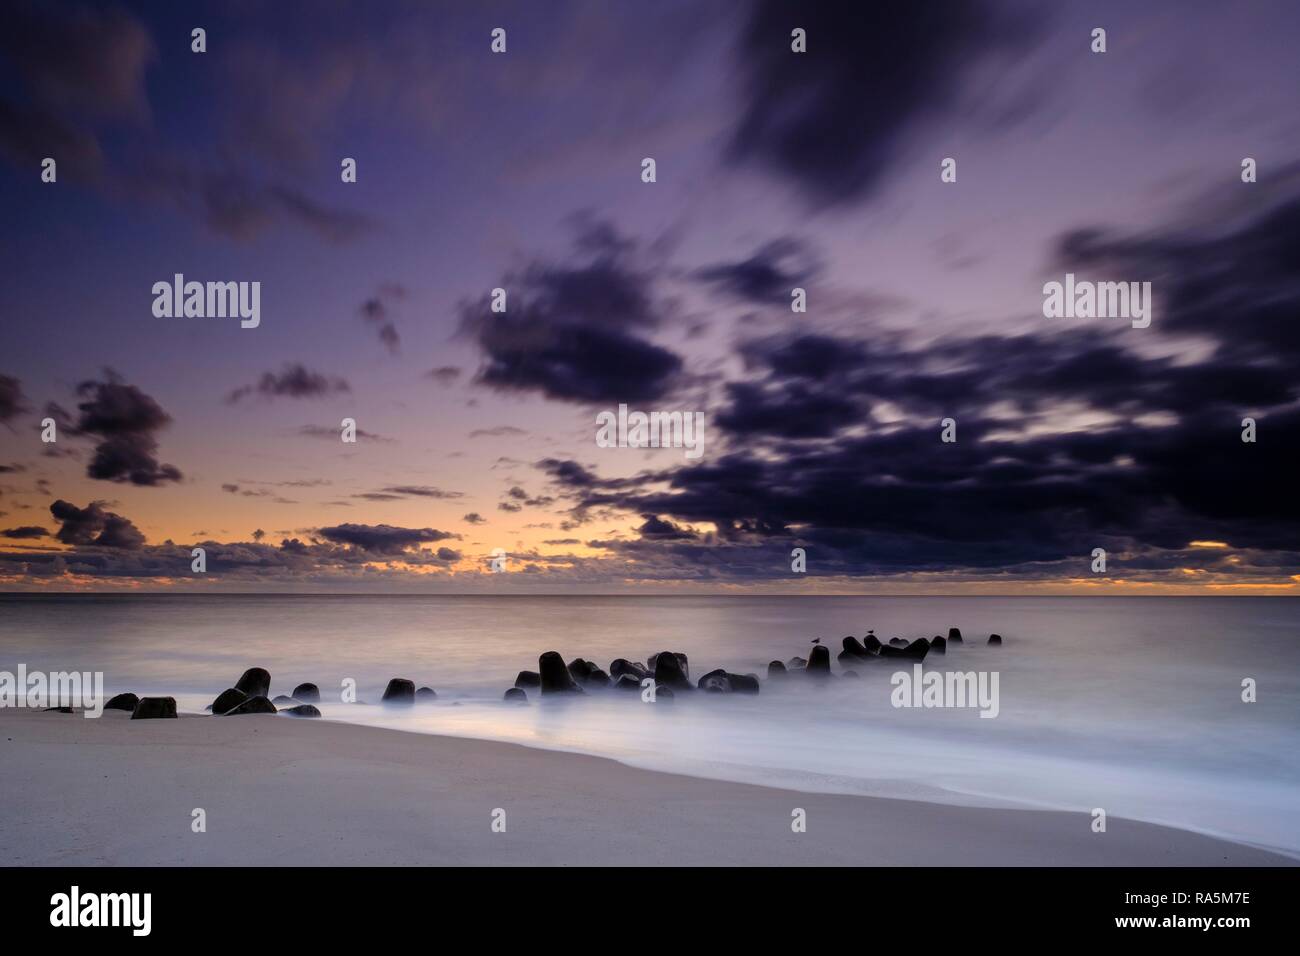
(2, 0, 1299, 593)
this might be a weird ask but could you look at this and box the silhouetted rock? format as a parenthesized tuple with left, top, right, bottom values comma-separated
(282, 704, 320, 718)
(212, 688, 247, 714)
(225, 695, 277, 715)
(931, 636, 947, 654)
(272, 695, 301, 706)
(654, 685, 675, 703)
(568, 658, 598, 682)
(235, 667, 271, 698)
(614, 674, 643, 692)
(381, 678, 416, 705)
(889, 637, 907, 646)
(651, 650, 692, 690)
(787, 656, 807, 670)
(881, 638, 930, 661)
(105, 693, 139, 712)
(842, 636, 869, 657)
(863, 634, 882, 654)
(539, 651, 581, 695)
(768, 660, 787, 678)
(610, 658, 649, 681)
(807, 645, 831, 676)
(582, 668, 611, 689)
(415, 686, 438, 701)
(503, 687, 527, 703)
(987, 633, 1002, 645)
(45, 706, 74, 713)
(947, 627, 963, 644)
(514, 670, 541, 689)
(131, 697, 177, 719)
(291, 683, 321, 703)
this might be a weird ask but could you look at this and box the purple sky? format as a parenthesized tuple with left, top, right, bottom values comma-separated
(2, 0, 1299, 592)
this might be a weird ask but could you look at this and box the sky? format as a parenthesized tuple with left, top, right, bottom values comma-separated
(1, 0, 1299, 593)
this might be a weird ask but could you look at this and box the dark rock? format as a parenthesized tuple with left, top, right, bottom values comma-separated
(415, 686, 438, 701)
(698, 669, 729, 692)
(787, 656, 807, 670)
(882, 638, 930, 661)
(610, 658, 650, 681)
(651, 650, 692, 690)
(132, 697, 178, 719)
(614, 674, 643, 692)
(282, 704, 321, 718)
(381, 678, 416, 705)
(235, 667, 271, 698)
(503, 687, 527, 703)
(539, 651, 581, 695)
(654, 686, 675, 702)
(582, 668, 611, 689)
(272, 695, 301, 706)
(568, 658, 598, 682)
(291, 682, 321, 703)
(947, 627, 963, 643)
(889, 637, 907, 646)
(225, 695, 277, 715)
(806, 644, 831, 676)
(45, 706, 75, 713)
(728, 673, 760, 694)
(767, 660, 787, 678)
(647, 652, 689, 679)
(514, 670, 541, 689)
(862, 634, 882, 653)
(842, 636, 869, 658)
(931, 636, 947, 654)
(988, 633, 1002, 646)
(104, 692, 139, 712)
(211, 688, 247, 714)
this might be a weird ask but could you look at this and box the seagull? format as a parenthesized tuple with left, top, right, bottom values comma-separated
(811, 638, 821, 644)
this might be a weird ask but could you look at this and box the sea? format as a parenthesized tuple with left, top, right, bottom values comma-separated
(2, 593, 1297, 856)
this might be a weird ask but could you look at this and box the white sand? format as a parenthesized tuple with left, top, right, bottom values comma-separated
(1, 708, 1289, 866)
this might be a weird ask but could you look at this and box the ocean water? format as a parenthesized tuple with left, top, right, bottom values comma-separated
(2, 593, 1297, 856)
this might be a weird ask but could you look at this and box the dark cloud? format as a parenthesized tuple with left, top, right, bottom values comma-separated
(316, 522, 459, 555)
(462, 512, 485, 525)
(72, 371, 181, 486)
(469, 425, 527, 438)
(228, 364, 351, 403)
(695, 238, 821, 304)
(427, 366, 462, 386)
(355, 485, 463, 501)
(49, 499, 145, 550)
(459, 221, 683, 403)
(296, 424, 391, 443)
(358, 284, 406, 354)
(727, 0, 1027, 205)
(1, 525, 47, 539)
(0, 374, 29, 426)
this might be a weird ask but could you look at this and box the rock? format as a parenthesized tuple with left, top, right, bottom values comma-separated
(881, 638, 930, 661)
(131, 697, 178, 719)
(539, 651, 581, 695)
(610, 658, 650, 681)
(653, 686, 674, 703)
(211, 688, 247, 714)
(931, 636, 947, 654)
(568, 658, 598, 682)
(415, 686, 438, 701)
(889, 637, 907, 646)
(235, 667, 271, 698)
(988, 633, 1003, 646)
(728, 673, 760, 694)
(503, 687, 528, 703)
(225, 695, 277, 715)
(767, 660, 787, 678)
(45, 706, 75, 713)
(582, 668, 611, 689)
(272, 695, 301, 706)
(381, 678, 416, 705)
(651, 650, 692, 690)
(786, 656, 807, 670)
(104, 692, 139, 712)
(698, 669, 729, 692)
(862, 634, 882, 654)
(947, 627, 963, 644)
(842, 636, 869, 657)
(614, 674, 643, 692)
(282, 704, 321, 718)
(291, 682, 321, 703)
(806, 644, 831, 676)
(514, 670, 541, 689)
(648, 652, 689, 680)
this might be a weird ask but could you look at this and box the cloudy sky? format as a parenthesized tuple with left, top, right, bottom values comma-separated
(2, 0, 1298, 593)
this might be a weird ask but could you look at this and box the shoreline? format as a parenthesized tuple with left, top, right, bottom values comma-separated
(1, 709, 1291, 866)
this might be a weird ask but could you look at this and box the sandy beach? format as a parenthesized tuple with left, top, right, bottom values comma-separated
(1, 708, 1289, 867)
